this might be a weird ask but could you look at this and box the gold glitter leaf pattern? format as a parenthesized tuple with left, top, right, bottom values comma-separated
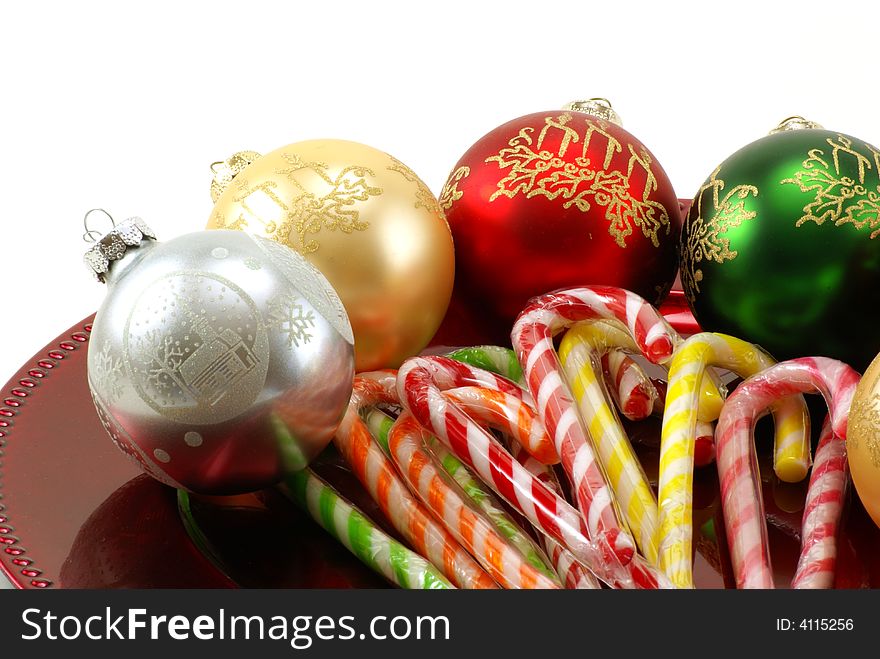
(484, 113, 670, 248)
(439, 166, 470, 210)
(211, 211, 249, 232)
(850, 391, 880, 468)
(681, 167, 759, 303)
(386, 155, 438, 212)
(781, 134, 880, 239)
(275, 154, 383, 253)
(212, 156, 383, 254)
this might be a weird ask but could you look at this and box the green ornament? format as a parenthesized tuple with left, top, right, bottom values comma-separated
(681, 117, 880, 370)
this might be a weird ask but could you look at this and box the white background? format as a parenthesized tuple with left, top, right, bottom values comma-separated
(0, 0, 878, 585)
(2, 0, 879, 377)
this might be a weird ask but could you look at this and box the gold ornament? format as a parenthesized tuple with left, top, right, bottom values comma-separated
(849, 353, 880, 528)
(207, 139, 454, 371)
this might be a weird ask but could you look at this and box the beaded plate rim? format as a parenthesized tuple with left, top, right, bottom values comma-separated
(0, 315, 95, 589)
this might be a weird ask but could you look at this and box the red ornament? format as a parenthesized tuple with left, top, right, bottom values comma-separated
(439, 101, 681, 333)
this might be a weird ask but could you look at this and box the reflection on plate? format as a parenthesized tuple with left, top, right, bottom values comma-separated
(0, 317, 382, 589)
(1, 311, 879, 589)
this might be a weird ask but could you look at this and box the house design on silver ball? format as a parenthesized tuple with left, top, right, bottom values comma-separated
(178, 316, 259, 407)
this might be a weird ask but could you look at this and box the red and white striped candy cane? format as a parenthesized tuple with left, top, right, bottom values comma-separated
(562, 319, 662, 423)
(544, 533, 602, 589)
(546, 319, 658, 423)
(441, 386, 558, 465)
(442, 383, 599, 588)
(511, 288, 675, 557)
(359, 369, 595, 588)
(603, 350, 658, 422)
(401, 355, 528, 398)
(357, 374, 562, 585)
(335, 377, 497, 589)
(715, 357, 859, 589)
(508, 440, 601, 589)
(793, 415, 850, 589)
(387, 412, 560, 589)
(353, 370, 551, 464)
(397, 355, 670, 588)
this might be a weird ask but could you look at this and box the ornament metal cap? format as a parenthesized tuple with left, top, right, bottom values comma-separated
(82, 209, 156, 283)
(210, 150, 263, 202)
(769, 116, 824, 134)
(563, 98, 622, 126)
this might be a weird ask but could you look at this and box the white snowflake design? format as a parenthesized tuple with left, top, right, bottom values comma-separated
(251, 235, 353, 345)
(268, 293, 316, 348)
(89, 339, 126, 405)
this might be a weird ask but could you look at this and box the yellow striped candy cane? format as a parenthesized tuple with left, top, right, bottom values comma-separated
(658, 333, 810, 588)
(557, 321, 727, 563)
(558, 323, 660, 563)
(571, 321, 725, 422)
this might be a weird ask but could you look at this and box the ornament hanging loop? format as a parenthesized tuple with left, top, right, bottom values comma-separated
(82, 214, 156, 283)
(769, 116, 824, 134)
(83, 208, 116, 244)
(209, 150, 262, 202)
(563, 98, 622, 126)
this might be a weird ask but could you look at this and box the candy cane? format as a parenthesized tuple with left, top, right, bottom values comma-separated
(597, 331, 723, 468)
(422, 431, 558, 581)
(283, 468, 453, 589)
(446, 335, 717, 469)
(396, 357, 606, 566)
(650, 379, 716, 468)
(507, 439, 602, 589)
(442, 386, 557, 465)
(434, 385, 597, 588)
(602, 349, 658, 422)
(361, 368, 595, 588)
(659, 334, 812, 588)
(714, 357, 858, 589)
(388, 412, 560, 589)
(352, 369, 401, 412)
(333, 390, 497, 589)
(363, 405, 398, 455)
(355, 369, 552, 463)
(358, 375, 558, 582)
(557, 323, 660, 563)
(543, 534, 603, 589)
(447, 346, 524, 385)
(511, 288, 682, 567)
(793, 415, 850, 590)
(404, 355, 528, 398)
(397, 355, 670, 588)
(571, 322, 671, 423)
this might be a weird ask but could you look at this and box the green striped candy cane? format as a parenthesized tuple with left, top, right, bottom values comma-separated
(446, 346, 524, 385)
(283, 468, 453, 590)
(364, 407, 557, 581)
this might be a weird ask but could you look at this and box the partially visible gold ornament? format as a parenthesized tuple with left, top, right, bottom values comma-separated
(849, 354, 880, 528)
(207, 139, 455, 371)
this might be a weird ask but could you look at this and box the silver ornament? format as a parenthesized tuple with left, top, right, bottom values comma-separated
(86, 217, 355, 495)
